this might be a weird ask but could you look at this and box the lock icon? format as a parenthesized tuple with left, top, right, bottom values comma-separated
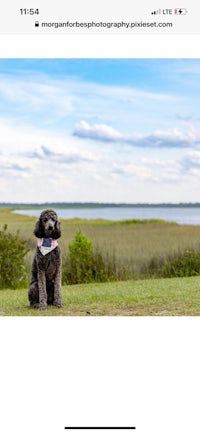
(35, 21, 39, 27)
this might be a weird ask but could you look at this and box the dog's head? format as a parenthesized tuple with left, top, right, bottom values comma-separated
(34, 209, 61, 239)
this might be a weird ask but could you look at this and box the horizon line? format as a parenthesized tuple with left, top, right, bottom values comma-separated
(0, 201, 200, 208)
(1, 201, 200, 207)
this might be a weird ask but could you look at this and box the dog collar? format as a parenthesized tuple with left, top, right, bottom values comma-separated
(37, 238, 58, 256)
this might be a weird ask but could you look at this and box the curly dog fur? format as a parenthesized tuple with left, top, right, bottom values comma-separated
(28, 209, 62, 309)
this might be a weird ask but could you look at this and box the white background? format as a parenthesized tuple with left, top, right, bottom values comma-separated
(0, 317, 200, 432)
(0, 33, 200, 433)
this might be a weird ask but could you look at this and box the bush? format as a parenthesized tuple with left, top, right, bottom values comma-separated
(67, 229, 93, 284)
(142, 247, 200, 279)
(62, 229, 127, 284)
(0, 224, 30, 289)
(161, 249, 200, 278)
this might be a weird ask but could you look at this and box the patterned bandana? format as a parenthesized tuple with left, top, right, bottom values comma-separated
(37, 238, 58, 256)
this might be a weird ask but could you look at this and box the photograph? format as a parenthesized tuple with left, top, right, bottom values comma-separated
(0, 58, 200, 316)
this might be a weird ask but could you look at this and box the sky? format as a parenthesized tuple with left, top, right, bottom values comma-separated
(1, 58, 200, 203)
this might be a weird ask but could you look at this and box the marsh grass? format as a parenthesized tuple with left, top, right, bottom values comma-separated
(142, 247, 200, 278)
(2, 208, 200, 282)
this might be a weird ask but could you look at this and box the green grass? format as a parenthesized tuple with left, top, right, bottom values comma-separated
(1, 275, 200, 316)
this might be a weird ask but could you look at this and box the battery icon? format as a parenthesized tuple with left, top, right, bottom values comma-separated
(35, 21, 39, 27)
(174, 8, 187, 15)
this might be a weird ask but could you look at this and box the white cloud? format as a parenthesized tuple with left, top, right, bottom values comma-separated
(74, 120, 199, 148)
(111, 157, 182, 183)
(0, 74, 74, 116)
(0, 114, 199, 203)
(0, 72, 183, 134)
(74, 120, 123, 141)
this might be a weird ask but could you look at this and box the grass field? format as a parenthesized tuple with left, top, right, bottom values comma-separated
(0, 275, 199, 316)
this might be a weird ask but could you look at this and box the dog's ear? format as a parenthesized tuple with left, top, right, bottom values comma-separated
(33, 218, 44, 238)
(52, 220, 61, 239)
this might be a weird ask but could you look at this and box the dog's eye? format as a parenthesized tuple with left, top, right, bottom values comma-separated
(44, 217, 48, 222)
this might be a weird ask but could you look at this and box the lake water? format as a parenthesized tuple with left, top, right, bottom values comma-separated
(12, 206, 200, 225)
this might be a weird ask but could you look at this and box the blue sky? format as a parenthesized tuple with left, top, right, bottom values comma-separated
(1, 58, 200, 203)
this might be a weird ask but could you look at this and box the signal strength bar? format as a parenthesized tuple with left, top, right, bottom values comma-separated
(151, 9, 161, 15)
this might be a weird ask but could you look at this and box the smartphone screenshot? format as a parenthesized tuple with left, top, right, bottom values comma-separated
(0, 1, 199, 433)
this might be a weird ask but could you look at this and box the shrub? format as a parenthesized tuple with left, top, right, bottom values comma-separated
(142, 247, 200, 279)
(62, 230, 128, 285)
(0, 224, 30, 289)
(161, 249, 200, 278)
(67, 229, 93, 284)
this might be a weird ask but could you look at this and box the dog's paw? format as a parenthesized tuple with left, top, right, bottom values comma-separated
(32, 303, 40, 309)
(53, 301, 63, 308)
(34, 303, 47, 310)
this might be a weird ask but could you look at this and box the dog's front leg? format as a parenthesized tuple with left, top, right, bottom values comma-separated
(38, 270, 47, 309)
(53, 269, 62, 308)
